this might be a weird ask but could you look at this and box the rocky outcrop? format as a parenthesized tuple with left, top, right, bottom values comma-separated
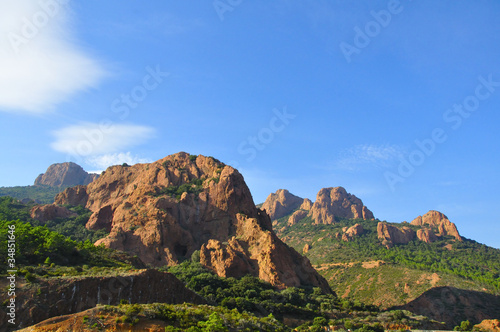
(30, 204, 77, 222)
(308, 187, 374, 224)
(288, 210, 308, 226)
(416, 228, 438, 243)
(0, 269, 204, 330)
(55, 152, 331, 293)
(55, 185, 88, 206)
(35, 162, 99, 187)
(398, 287, 500, 329)
(300, 198, 313, 211)
(475, 319, 500, 332)
(342, 223, 364, 241)
(411, 210, 462, 241)
(261, 189, 304, 220)
(377, 222, 416, 248)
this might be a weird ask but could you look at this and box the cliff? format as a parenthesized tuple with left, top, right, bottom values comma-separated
(55, 152, 331, 293)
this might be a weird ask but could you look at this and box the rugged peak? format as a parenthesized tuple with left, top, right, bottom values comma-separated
(261, 189, 304, 220)
(308, 187, 374, 224)
(35, 162, 99, 187)
(411, 210, 462, 241)
(411, 210, 449, 226)
(55, 153, 331, 293)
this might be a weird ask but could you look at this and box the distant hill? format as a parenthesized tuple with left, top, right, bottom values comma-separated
(261, 188, 500, 327)
(0, 185, 65, 204)
(0, 162, 99, 203)
(34, 162, 99, 187)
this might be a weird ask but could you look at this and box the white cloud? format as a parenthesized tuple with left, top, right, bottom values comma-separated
(0, 0, 106, 113)
(336, 144, 405, 171)
(51, 122, 155, 157)
(86, 152, 152, 170)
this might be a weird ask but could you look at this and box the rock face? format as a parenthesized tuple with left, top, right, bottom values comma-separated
(398, 287, 500, 329)
(261, 189, 304, 220)
(262, 187, 374, 226)
(288, 210, 308, 226)
(411, 210, 462, 241)
(30, 204, 77, 222)
(0, 269, 204, 330)
(377, 222, 416, 248)
(309, 187, 374, 224)
(55, 152, 331, 293)
(342, 223, 364, 241)
(475, 319, 500, 332)
(35, 162, 99, 187)
(416, 228, 438, 243)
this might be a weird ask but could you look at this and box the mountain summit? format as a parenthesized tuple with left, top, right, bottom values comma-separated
(35, 162, 99, 187)
(55, 152, 331, 292)
(262, 187, 374, 225)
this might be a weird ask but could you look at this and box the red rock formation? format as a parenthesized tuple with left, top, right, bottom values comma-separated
(300, 198, 313, 211)
(377, 222, 416, 248)
(55, 185, 88, 206)
(35, 162, 99, 187)
(342, 223, 364, 241)
(30, 204, 76, 222)
(416, 228, 438, 243)
(475, 319, 500, 332)
(288, 210, 308, 226)
(261, 189, 304, 220)
(55, 152, 331, 293)
(411, 210, 462, 241)
(308, 187, 374, 224)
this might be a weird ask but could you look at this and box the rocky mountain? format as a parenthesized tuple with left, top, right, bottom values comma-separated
(54, 152, 331, 293)
(261, 189, 304, 220)
(35, 162, 99, 187)
(262, 187, 374, 226)
(260, 186, 500, 326)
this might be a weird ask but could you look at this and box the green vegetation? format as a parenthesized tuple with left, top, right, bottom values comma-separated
(0, 218, 132, 275)
(454, 320, 472, 331)
(0, 196, 106, 243)
(106, 303, 288, 331)
(275, 217, 500, 293)
(151, 178, 205, 200)
(0, 185, 65, 204)
(166, 257, 437, 330)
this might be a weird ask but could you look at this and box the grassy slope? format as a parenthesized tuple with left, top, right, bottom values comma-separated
(273, 213, 500, 308)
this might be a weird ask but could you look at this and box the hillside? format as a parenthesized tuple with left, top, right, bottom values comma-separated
(262, 188, 500, 327)
(2, 156, 499, 330)
(0, 185, 441, 331)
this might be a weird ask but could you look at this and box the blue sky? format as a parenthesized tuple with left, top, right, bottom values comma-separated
(1, 0, 499, 248)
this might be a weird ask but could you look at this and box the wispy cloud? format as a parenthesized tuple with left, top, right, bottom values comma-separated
(335, 144, 405, 171)
(50, 123, 155, 157)
(0, 0, 106, 114)
(86, 152, 152, 171)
